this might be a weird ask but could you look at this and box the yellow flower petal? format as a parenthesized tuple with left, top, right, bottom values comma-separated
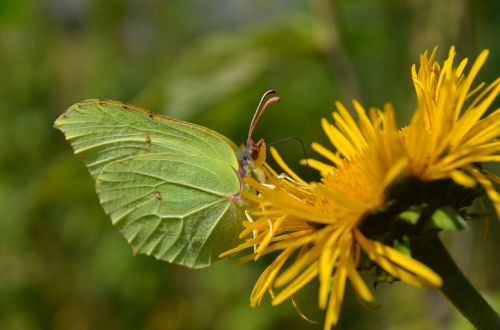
(272, 262, 319, 305)
(450, 170, 477, 187)
(269, 146, 307, 184)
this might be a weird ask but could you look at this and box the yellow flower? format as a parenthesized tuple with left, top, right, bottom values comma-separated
(222, 47, 499, 329)
(223, 106, 441, 329)
(405, 46, 500, 216)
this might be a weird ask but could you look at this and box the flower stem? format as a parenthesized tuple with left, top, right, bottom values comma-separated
(410, 234, 500, 330)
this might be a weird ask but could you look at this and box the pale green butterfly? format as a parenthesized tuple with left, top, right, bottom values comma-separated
(54, 90, 280, 268)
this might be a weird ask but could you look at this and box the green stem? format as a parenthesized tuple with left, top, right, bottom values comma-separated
(410, 234, 500, 330)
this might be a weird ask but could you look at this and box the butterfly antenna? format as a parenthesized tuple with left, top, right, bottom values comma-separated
(267, 136, 310, 166)
(247, 90, 281, 145)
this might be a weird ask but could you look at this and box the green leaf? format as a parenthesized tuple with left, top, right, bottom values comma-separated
(396, 205, 424, 225)
(54, 100, 245, 268)
(393, 236, 411, 256)
(427, 207, 468, 232)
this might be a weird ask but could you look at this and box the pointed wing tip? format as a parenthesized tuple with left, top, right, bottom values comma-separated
(53, 101, 80, 128)
(53, 99, 105, 128)
(53, 112, 68, 131)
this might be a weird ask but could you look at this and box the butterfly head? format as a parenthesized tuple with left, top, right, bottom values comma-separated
(237, 90, 280, 184)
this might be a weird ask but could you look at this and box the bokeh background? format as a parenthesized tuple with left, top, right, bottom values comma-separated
(1, 1, 499, 329)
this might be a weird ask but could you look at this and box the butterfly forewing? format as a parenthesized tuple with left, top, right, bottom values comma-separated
(55, 99, 239, 178)
(54, 100, 244, 268)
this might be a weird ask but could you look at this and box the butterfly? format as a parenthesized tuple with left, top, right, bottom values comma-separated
(54, 90, 280, 268)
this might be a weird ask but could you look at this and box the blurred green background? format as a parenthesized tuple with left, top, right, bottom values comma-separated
(0, 0, 499, 329)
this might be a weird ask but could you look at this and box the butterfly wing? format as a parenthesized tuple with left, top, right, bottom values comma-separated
(54, 100, 244, 268)
(55, 99, 239, 178)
